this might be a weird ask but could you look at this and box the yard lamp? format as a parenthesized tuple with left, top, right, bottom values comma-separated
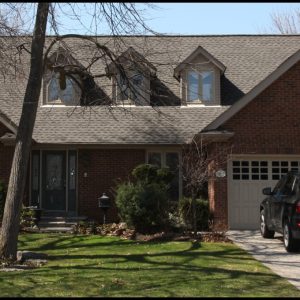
(98, 193, 111, 224)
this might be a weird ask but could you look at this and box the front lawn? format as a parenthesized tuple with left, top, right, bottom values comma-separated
(0, 233, 299, 297)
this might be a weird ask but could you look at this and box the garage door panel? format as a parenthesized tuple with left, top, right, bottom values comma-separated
(228, 157, 300, 230)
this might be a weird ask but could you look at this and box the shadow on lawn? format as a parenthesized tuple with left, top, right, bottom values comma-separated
(10, 235, 297, 297)
(19, 234, 130, 251)
(30, 236, 259, 273)
(20, 234, 254, 263)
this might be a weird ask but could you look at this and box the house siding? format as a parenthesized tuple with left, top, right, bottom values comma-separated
(77, 148, 145, 223)
(209, 60, 300, 229)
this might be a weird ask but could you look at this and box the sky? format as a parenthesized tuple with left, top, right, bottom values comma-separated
(144, 3, 300, 34)
(48, 2, 300, 35)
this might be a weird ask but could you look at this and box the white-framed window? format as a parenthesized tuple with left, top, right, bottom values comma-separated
(115, 69, 149, 106)
(187, 70, 214, 103)
(146, 150, 181, 201)
(45, 72, 81, 106)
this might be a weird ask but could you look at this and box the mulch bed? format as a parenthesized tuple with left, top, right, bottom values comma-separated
(83, 223, 233, 243)
(133, 231, 232, 243)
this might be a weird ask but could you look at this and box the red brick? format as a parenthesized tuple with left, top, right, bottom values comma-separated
(210, 60, 300, 229)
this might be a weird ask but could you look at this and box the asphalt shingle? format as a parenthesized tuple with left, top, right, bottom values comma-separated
(0, 35, 300, 144)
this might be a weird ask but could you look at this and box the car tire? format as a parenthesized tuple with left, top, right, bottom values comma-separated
(260, 209, 275, 238)
(283, 220, 300, 252)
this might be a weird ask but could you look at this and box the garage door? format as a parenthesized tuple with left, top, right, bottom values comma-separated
(228, 157, 300, 229)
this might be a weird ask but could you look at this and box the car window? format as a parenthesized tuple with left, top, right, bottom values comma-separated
(272, 175, 287, 194)
(280, 175, 297, 196)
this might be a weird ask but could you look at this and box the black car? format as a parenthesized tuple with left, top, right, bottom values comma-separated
(260, 171, 300, 252)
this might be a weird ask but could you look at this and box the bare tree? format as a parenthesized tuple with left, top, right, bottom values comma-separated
(0, 2, 164, 261)
(181, 137, 232, 234)
(0, 2, 49, 261)
(269, 8, 300, 34)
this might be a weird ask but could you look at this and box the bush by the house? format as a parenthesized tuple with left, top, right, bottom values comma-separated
(131, 163, 174, 185)
(178, 197, 211, 231)
(0, 180, 6, 222)
(20, 206, 36, 229)
(115, 164, 173, 233)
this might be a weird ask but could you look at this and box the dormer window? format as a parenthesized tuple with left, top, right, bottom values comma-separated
(106, 47, 156, 106)
(117, 71, 144, 104)
(45, 72, 81, 106)
(174, 45, 226, 106)
(187, 70, 214, 102)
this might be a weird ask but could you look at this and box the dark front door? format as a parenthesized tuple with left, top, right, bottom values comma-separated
(42, 151, 66, 211)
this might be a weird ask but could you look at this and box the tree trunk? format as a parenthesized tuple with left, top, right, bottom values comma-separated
(191, 191, 197, 237)
(0, 2, 49, 261)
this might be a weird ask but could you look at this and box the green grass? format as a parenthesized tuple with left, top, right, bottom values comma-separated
(0, 233, 299, 297)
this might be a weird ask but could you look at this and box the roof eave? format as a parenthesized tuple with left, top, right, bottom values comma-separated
(0, 111, 18, 134)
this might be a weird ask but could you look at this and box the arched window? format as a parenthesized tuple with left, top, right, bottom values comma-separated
(46, 72, 81, 105)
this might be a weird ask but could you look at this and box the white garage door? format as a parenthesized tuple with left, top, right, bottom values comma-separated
(228, 157, 300, 229)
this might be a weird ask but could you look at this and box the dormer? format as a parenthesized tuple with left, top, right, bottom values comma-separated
(106, 47, 157, 106)
(174, 46, 226, 106)
(42, 48, 83, 106)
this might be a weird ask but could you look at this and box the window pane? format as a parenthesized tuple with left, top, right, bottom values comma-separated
(47, 73, 80, 105)
(46, 154, 63, 190)
(48, 76, 59, 102)
(132, 73, 143, 87)
(148, 152, 161, 167)
(202, 71, 213, 101)
(69, 154, 76, 190)
(31, 151, 40, 207)
(32, 154, 40, 191)
(60, 78, 74, 104)
(187, 71, 199, 101)
(117, 72, 144, 103)
(131, 73, 143, 102)
(68, 151, 77, 212)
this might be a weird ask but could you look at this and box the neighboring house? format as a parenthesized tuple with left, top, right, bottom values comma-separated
(1, 35, 300, 230)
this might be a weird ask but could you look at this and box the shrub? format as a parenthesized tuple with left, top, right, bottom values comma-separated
(178, 197, 211, 231)
(131, 164, 173, 185)
(115, 164, 173, 233)
(0, 180, 6, 222)
(20, 206, 36, 229)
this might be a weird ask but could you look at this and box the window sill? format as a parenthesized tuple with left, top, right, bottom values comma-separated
(41, 104, 78, 107)
(186, 100, 220, 106)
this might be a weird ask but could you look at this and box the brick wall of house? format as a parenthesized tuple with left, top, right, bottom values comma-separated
(77, 148, 145, 223)
(209, 60, 300, 229)
(0, 122, 14, 187)
(0, 122, 30, 207)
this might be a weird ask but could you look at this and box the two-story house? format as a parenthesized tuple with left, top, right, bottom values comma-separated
(1, 35, 300, 230)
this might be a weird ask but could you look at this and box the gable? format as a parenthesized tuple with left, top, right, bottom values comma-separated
(220, 59, 300, 153)
(204, 47, 300, 131)
(174, 45, 226, 80)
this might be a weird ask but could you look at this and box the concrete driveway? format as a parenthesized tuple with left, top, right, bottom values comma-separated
(226, 230, 300, 290)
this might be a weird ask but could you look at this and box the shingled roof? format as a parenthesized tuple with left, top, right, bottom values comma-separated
(1, 35, 300, 145)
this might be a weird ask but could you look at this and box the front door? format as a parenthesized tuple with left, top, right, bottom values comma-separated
(42, 151, 66, 211)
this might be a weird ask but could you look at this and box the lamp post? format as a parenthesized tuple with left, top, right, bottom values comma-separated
(98, 193, 111, 224)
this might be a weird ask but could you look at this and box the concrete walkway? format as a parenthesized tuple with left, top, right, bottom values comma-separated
(226, 230, 300, 290)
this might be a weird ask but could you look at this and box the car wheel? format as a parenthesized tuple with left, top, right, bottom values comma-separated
(283, 221, 300, 252)
(260, 209, 275, 238)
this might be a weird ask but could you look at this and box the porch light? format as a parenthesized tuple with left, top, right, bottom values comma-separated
(98, 193, 111, 224)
